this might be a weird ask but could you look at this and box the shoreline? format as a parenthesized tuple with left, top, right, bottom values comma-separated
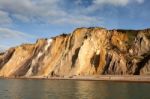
(0, 75, 150, 83)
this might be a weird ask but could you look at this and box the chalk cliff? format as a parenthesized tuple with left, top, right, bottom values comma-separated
(0, 27, 150, 78)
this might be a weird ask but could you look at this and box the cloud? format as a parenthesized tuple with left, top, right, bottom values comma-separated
(48, 14, 101, 26)
(0, 27, 36, 50)
(0, 10, 12, 26)
(0, 0, 146, 27)
(75, 0, 83, 5)
(93, 0, 129, 6)
(136, 0, 145, 4)
(12, 14, 30, 23)
(0, 0, 102, 26)
(0, 27, 35, 39)
(93, 0, 145, 6)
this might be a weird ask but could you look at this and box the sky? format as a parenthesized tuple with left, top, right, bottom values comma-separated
(0, 0, 150, 50)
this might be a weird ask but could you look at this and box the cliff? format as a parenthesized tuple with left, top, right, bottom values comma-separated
(0, 27, 150, 78)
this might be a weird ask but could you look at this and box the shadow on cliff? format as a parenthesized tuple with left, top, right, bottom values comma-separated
(134, 53, 150, 75)
(71, 47, 80, 68)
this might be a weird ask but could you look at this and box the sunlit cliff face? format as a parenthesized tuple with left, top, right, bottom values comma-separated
(0, 27, 150, 78)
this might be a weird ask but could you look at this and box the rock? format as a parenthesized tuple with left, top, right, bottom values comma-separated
(0, 27, 150, 78)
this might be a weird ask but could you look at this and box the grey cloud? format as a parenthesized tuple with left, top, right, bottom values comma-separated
(50, 15, 102, 26)
(93, 0, 129, 6)
(0, 0, 145, 26)
(93, 0, 145, 6)
(0, 10, 12, 26)
(0, 27, 37, 50)
(0, 28, 34, 39)
(0, 0, 101, 26)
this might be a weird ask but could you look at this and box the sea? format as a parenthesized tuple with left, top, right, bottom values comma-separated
(0, 79, 149, 99)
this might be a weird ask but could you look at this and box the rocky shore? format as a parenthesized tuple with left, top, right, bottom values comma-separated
(1, 75, 150, 83)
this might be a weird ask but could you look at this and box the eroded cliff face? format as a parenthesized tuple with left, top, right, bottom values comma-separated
(0, 27, 150, 78)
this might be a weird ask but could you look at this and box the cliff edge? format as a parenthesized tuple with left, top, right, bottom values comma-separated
(0, 27, 150, 78)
